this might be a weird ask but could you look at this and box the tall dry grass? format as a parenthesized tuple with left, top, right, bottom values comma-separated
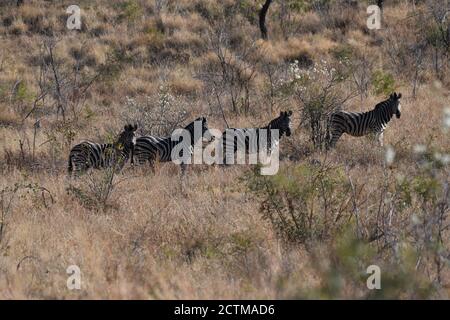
(0, 0, 449, 299)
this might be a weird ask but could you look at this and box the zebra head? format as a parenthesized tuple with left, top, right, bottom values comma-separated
(184, 117, 210, 144)
(269, 111, 293, 137)
(389, 92, 402, 119)
(116, 124, 138, 157)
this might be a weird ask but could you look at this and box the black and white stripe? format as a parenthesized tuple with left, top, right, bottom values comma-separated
(221, 111, 293, 164)
(68, 124, 137, 175)
(134, 117, 209, 168)
(327, 92, 402, 148)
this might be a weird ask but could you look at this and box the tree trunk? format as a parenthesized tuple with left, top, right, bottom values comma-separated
(259, 0, 272, 40)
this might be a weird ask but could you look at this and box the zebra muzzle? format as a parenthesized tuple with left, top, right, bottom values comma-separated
(286, 128, 292, 136)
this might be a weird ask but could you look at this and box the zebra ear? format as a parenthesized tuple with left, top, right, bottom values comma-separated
(287, 110, 293, 116)
(133, 124, 138, 131)
(124, 125, 129, 131)
(397, 93, 402, 99)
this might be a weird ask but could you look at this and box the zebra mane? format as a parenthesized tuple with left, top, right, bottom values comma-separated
(267, 113, 284, 128)
(267, 117, 279, 128)
(373, 97, 398, 118)
(374, 97, 391, 110)
(183, 118, 200, 132)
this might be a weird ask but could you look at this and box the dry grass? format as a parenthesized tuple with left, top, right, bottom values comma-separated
(0, 0, 449, 299)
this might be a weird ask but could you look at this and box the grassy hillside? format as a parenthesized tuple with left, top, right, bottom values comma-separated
(0, 0, 449, 299)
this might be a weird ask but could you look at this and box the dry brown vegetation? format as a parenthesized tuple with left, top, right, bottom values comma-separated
(0, 0, 449, 299)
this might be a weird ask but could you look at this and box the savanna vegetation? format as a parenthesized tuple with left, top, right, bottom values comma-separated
(0, 0, 449, 299)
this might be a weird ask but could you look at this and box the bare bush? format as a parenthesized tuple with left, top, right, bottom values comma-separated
(201, 16, 260, 117)
(67, 166, 120, 212)
(24, 39, 125, 123)
(383, 2, 449, 97)
(121, 85, 189, 136)
(1, 183, 53, 245)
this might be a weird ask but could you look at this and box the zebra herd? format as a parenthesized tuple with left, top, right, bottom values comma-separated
(67, 93, 403, 175)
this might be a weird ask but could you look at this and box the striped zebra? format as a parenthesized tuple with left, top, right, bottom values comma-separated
(134, 117, 209, 170)
(68, 124, 138, 175)
(220, 111, 293, 165)
(327, 92, 402, 148)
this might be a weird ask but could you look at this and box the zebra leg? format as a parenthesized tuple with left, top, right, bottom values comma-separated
(79, 160, 91, 175)
(377, 131, 384, 147)
(222, 150, 235, 166)
(328, 130, 343, 149)
(136, 154, 147, 166)
(68, 154, 74, 176)
(222, 141, 240, 166)
(135, 153, 155, 172)
(148, 159, 156, 173)
(70, 156, 88, 177)
(71, 163, 84, 177)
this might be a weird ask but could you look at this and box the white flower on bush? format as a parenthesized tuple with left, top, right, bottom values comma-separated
(413, 144, 427, 154)
(288, 59, 339, 86)
(434, 152, 450, 165)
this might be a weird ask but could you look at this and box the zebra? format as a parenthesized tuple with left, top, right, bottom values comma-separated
(220, 110, 293, 165)
(134, 117, 210, 171)
(327, 92, 402, 148)
(68, 124, 138, 175)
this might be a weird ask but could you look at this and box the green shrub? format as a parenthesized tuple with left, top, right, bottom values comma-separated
(245, 162, 350, 244)
(14, 81, 35, 104)
(297, 228, 435, 299)
(118, 0, 142, 24)
(331, 44, 353, 62)
(371, 70, 396, 96)
(288, 0, 311, 12)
